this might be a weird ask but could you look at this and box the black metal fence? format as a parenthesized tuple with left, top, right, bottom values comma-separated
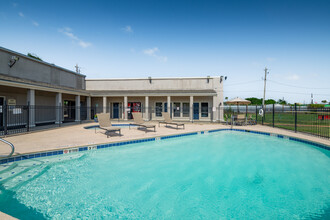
(1, 102, 329, 139)
(223, 104, 330, 139)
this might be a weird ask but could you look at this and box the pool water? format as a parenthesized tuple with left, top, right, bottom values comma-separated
(0, 131, 329, 219)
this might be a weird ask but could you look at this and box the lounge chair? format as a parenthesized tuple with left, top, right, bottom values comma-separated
(97, 113, 121, 138)
(130, 112, 156, 132)
(236, 114, 246, 126)
(247, 114, 256, 125)
(224, 114, 232, 125)
(159, 112, 185, 129)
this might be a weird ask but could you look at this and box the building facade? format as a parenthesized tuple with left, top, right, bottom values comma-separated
(0, 46, 224, 133)
(87, 77, 224, 122)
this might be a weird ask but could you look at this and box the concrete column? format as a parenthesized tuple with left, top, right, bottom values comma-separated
(75, 95, 80, 122)
(124, 96, 128, 120)
(167, 96, 171, 114)
(27, 89, 35, 127)
(86, 96, 91, 120)
(145, 96, 149, 121)
(103, 96, 107, 113)
(190, 96, 194, 121)
(55, 92, 62, 124)
(212, 96, 219, 122)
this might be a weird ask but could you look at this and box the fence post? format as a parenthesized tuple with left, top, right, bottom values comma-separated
(272, 103, 275, 128)
(262, 105, 264, 125)
(4, 100, 7, 136)
(27, 102, 30, 132)
(255, 105, 258, 124)
(294, 103, 297, 133)
(245, 105, 248, 118)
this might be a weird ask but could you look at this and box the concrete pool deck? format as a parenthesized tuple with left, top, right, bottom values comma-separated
(0, 122, 329, 156)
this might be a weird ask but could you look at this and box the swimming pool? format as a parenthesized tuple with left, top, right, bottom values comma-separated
(0, 131, 329, 219)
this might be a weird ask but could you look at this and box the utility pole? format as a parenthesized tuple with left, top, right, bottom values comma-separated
(311, 93, 313, 104)
(262, 67, 269, 112)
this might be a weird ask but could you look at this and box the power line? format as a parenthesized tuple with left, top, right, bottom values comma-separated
(268, 80, 330, 90)
(224, 80, 261, 86)
(225, 89, 330, 96)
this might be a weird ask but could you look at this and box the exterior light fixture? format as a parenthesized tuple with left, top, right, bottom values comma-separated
(148, 76, 152, 84)
(8, 56, 19, 68)
(220, 76, 227, 83)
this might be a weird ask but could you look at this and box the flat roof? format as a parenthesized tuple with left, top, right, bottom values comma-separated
(0, 46, 86, 77)
(86, 76, 221, 81)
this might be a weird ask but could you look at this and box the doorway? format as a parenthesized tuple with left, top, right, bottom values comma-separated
(113, 103, 119, 119)
(63, 100, 75, 122)
(193, 103, 199, 120)
(127, 102, 141, 119)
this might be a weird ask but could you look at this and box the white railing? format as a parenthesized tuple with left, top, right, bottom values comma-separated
(0, 138, 15, 158)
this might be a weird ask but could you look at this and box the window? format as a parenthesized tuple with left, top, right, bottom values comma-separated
(201, 102, 208, 117)
(173, 102, 180, 117)
(164, 103, 167, 112)
(182, 103, 189, 117)
(155, 102, 163, 117)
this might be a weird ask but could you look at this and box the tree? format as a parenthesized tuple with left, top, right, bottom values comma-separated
(265, 99, 276, 105)
(27, 53, 43, 61)
(321, 100, 328, 104)
(277, 99, 287, 105)
(245, 97, 262, 105)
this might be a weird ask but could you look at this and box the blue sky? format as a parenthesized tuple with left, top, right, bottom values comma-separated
(0, 0, 329, 103)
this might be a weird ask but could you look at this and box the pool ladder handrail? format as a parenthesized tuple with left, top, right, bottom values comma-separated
(0, 138, 15, 158)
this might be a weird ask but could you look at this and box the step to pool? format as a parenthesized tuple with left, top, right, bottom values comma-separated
(0, 154, 84, 190)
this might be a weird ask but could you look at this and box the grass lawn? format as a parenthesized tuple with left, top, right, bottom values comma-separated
(223, 111, 330, 138)
(253, 112, 330, 138)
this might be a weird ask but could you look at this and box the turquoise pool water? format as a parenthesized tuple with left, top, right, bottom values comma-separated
(0, 131, 329, 219)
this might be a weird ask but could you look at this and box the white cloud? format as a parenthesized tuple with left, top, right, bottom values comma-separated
(266, 57, 276, 62)
(285, 74, 300, 81)
(18, 12, 24, 17)
(144, 47, 159, 56)
(122, 25, 133, 33)
(143, 47, 168, 62)
(32, 21, 39, 26)
(59, 27, 91, 48)
(78, 41, 91, 48)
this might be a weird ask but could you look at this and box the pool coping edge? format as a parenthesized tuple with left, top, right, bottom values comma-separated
(0, 128, 329, 165)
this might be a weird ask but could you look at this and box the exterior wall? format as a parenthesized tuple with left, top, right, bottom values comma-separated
(91, 97, 103, 115)
(0, 47, 86, 90)
(86, 76, 224, 121)
(35, 91, 56, 124)
(0, 85, 27, 105)
(86, 77, 220, 92)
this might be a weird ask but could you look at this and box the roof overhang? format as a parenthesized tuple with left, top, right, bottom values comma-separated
(87, 90, 217, 97)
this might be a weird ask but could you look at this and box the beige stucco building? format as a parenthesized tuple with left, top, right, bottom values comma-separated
(0, 46, 224, 134)
(87, 77, 224, 121)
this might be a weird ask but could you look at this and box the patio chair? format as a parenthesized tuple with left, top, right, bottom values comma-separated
(236, 114, 247, 126)
(159, 112, 185, 129)
(97, 113, 121, 138)
(247, 114, 256, 125)
(130, 112, 156, 132)
(224, 114, 232, 125)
